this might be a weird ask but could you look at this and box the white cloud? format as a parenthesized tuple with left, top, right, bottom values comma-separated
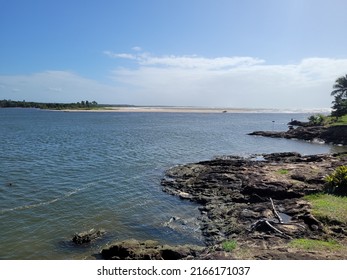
(103, 51, 136, 60)
(104, 50, 265, 69)
(132, 46, 142, 52)
(1, 53, 347, 109)
(108, 53, 347, 108)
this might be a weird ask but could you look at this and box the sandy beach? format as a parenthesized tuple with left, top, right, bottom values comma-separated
(62, 106, 286, 113)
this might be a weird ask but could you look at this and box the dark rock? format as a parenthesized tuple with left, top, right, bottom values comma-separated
(298, 214, 324, 231)
(249, 125, 347, 146)
(288, 120, 311, 127)
(321, 125, 347, 145)
(160, 152, 347, 259)
(262, 152, 302, 161)
(101, 239, 204, 260)
(72, 229, 105, 244)
(242, 183, 301, 200)
(248, 130, 285, 138)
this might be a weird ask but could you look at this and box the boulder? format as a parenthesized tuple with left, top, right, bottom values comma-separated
(72, 229, 105, 244)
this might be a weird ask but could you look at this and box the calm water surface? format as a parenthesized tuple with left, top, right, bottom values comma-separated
(0, 109, 344, 259)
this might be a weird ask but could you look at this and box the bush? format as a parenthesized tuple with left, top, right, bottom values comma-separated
(308, 114, 326, 126)
(325, 166, 347, 195)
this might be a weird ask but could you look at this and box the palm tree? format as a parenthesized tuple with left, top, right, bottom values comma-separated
(331, 74, 347, 118)
(331, 74, 347, 99)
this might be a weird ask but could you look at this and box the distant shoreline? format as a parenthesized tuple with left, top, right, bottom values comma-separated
(61, 106, 330, 114)
(0, 105, 331, 114)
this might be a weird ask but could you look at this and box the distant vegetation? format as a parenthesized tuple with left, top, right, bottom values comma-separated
(307, 113, 347, 126)
(307, 74, 347, 126)
(0, 99, 99, 110)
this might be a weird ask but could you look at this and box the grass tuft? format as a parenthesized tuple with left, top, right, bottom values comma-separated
(276, 169, 289, 175)
(289, 238, 341, 251)
(222, 240, 237, 252)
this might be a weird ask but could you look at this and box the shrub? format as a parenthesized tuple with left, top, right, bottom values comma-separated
(325, 166, 347, 195)
(308, 114, 326, 126)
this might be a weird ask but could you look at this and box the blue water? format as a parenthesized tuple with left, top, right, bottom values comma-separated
(0, 108, 344, 259)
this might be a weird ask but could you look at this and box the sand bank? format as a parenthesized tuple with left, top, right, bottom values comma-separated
(62, 106, 275, 113)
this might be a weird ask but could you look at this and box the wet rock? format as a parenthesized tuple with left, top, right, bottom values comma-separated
(72, 229, 105, 244)
(101, 239, 204, 260)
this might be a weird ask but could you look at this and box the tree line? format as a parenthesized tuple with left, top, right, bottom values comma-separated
(0, 100, 99, 110)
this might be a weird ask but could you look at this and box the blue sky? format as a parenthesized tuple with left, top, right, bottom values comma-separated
(1, 0, 347, 109)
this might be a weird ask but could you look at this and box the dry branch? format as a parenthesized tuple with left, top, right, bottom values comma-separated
(270, 197, 283, 223)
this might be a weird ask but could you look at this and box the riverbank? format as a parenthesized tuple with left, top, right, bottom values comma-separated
(100, 152, 347, 259)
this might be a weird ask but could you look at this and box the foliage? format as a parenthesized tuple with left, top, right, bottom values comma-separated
(324, 166, 347, 195)
(308, 114, 326, 126)
(331, 74, 347, 118)
(0, 99, 99, 110)
(304, 193, 347, 224)
(289, 238, 341, 251)
(222, 240, 237, 252)
(331, 97, 347, 118)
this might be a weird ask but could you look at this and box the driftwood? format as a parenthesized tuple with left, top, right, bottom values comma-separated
(270, 197, 283, 223)
(249, 198, 309, 239)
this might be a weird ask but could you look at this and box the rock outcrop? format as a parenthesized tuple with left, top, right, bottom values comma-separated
(101, 239, 204, 260)
(160, 152, 347, 259)
(249, 125, 347, 145)
(100, 152, 347, 260)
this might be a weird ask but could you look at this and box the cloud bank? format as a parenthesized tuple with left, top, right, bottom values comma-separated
(1, 51, 347, 109)
(106, 51, 347, 109)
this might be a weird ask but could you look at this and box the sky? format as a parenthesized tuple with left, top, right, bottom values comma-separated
(1, 0, 347, 109)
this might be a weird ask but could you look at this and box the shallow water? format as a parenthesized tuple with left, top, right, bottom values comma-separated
(0, 108, 344, 259)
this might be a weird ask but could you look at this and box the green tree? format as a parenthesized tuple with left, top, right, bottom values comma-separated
(331, 74, 347, 118)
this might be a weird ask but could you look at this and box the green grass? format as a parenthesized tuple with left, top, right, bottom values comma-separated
(325, 114, 347, 126)
(289, 238, 341, 251)
(304, 193, 347, 224)
(222, 240, 237, 252)
(276, 169, 289, 175)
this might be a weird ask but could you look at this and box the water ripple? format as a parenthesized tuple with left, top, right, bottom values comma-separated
(0, 184, 94, 215)
(0, 109, 337, 259)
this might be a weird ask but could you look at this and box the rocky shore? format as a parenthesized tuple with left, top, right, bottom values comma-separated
(249, 123, 347, 145)
(100, 152, 347, 260)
